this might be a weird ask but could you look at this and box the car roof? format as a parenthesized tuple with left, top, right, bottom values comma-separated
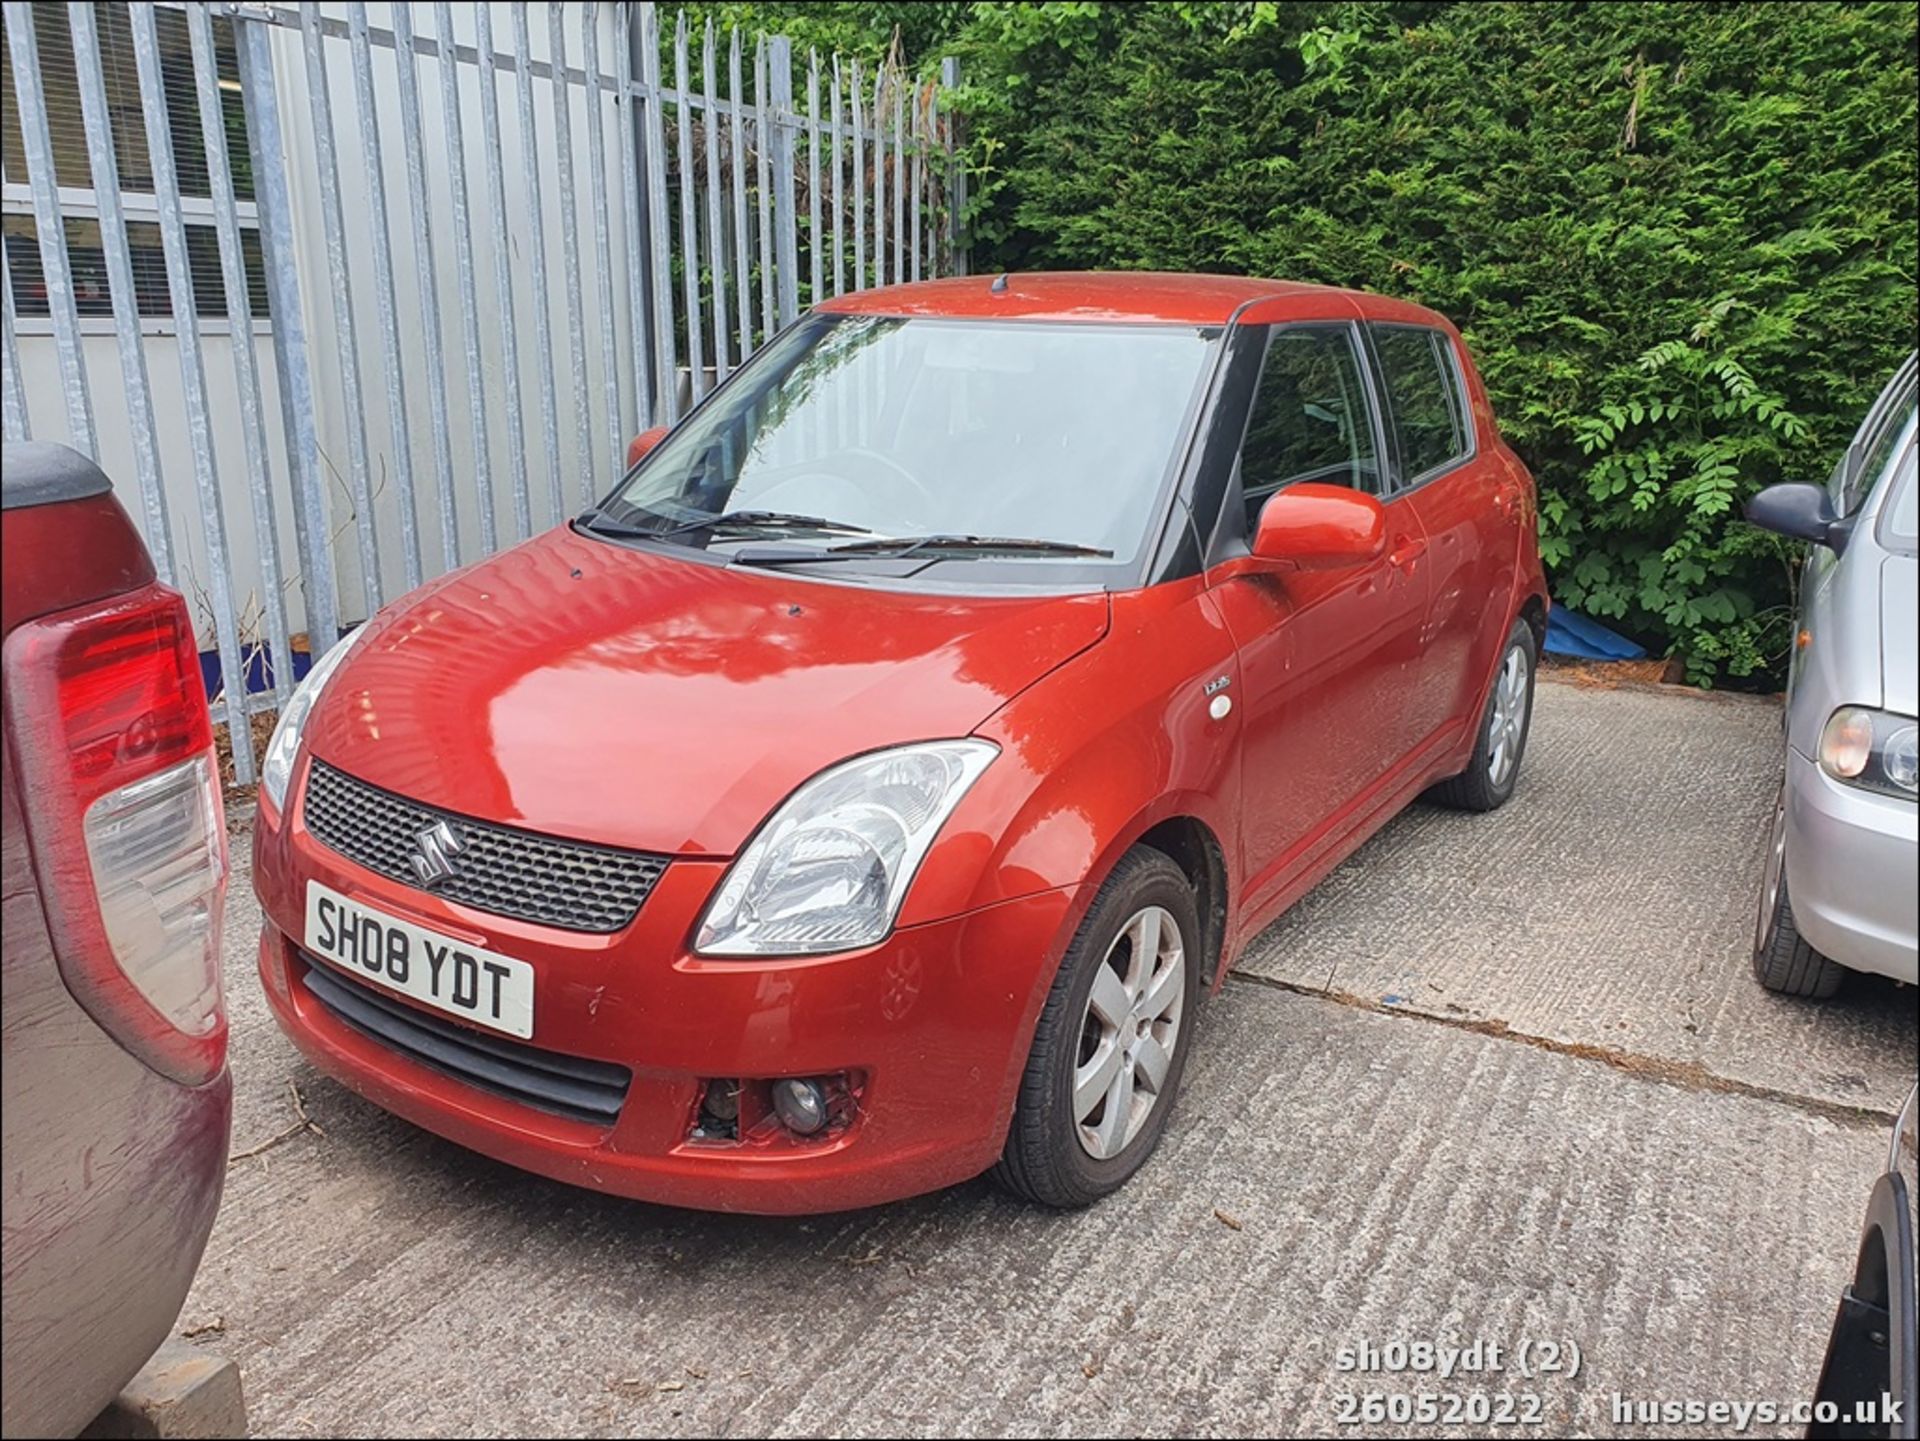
(815, 271, 1448, 328)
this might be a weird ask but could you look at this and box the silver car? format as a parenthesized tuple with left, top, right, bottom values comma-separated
(1746, 352, 1918, 997)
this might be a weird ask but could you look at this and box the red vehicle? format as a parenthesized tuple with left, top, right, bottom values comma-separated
(254, 274, 1547, 1213)
(2, 443, 230, 1434)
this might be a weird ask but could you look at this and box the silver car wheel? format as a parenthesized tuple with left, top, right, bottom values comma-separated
(1486, 643, 1531, 786)
(1073, 904, 1186, 1161)
(1756, 784, 1788, 953)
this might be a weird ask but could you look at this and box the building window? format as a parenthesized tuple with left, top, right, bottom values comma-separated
(1, 1, 269, 323)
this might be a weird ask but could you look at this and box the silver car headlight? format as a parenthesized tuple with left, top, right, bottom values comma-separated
(696, 740, 998, 957)
(260, 627, 367, 810)
(1818, 706, 1918, 798)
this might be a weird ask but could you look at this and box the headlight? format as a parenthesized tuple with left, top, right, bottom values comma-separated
(696, 740, 998, 956)
(1818, 706, 1918, 798)
(260, 626, 367, 810)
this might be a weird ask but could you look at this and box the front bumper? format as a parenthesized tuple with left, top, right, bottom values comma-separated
(1783, 747, 1919, 984)
(253, 784, 1079, 1214)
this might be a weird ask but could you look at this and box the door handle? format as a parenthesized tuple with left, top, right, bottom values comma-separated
(1388, 535, 1427, 573)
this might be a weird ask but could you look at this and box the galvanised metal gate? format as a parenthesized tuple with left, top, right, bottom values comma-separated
(1, 1, 964, 784)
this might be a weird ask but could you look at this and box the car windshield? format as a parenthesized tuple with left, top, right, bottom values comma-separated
(591, 314, 1217, 581)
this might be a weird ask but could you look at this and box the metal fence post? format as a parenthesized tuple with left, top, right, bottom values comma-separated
(940, 57, 968, 276)
(547, 4, 598, 503)
(348, 0, 424, 590)
(581, 5, 626, 471)
(435, 0, 498, 556)
(391, 3, 462, 568)
(622, 1, 659, 416)
(728, 29, 752, 352)
(769, 35, 799, 327)
(295, 1, 380, 623)
(475, 3, 533, 542)
(638, 2, 677, 423)
(67, 0, 173, 580)
(4, 1, 93, 454)
(0, 245, 25, 439)
(234, 13, 341, 654)
(511, 1, 566, 531)
(753, 39, 774, 333)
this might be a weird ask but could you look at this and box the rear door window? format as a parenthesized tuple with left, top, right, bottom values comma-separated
(1238, 324, 1381, 527)
(1371, 324, 1472, 485)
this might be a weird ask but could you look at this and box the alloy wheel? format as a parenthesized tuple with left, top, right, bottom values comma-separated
(1073, 904, 1186, 1161)
(1486, 643, 1531, 786)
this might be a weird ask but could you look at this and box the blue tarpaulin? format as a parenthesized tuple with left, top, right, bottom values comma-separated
(1545, 607, 1648, 661)
(198, 643, 313, 703)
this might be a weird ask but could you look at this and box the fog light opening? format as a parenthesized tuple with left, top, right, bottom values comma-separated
(686, 1072, 864, 1147)
(772, 1077, 830, 1136)
(692, 1078, 742, 1141)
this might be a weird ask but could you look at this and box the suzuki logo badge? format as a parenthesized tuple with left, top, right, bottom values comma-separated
(410, 819, 466, 888)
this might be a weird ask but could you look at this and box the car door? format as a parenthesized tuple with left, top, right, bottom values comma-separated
(1366, 322, 1519, 752)
(1203, 322, 1433, 913)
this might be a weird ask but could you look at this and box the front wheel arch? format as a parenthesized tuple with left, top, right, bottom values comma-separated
(951, 802, 1228, 1160)
(991, 844, 1206, 1207)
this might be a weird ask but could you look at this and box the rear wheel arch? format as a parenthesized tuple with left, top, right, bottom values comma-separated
(1518, 592, 1547, 656)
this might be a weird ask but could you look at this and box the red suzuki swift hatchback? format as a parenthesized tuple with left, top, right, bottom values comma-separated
(254, 273, 1547, 1213)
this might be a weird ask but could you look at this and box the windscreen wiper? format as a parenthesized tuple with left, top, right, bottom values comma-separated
(731, 533, 1115, 565)
(649, 509, 873, 539)
(575, 508, 873, 542)
(573, 509, 663, 540)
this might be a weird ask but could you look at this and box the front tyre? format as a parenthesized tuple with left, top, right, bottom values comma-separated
(1428, 617, 1536, 813)
(992, 847, 1201, 1208)
(1752, 784, 1845, 999)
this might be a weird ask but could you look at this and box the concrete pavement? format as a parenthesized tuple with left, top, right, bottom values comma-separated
(185, 677, 1917, 1437)
(1236, 678, 1915, 1113)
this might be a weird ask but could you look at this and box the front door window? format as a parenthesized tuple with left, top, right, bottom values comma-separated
(1238, 325, 1381, 527)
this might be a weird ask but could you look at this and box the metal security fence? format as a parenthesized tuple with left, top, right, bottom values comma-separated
(1, 1, 963, 784)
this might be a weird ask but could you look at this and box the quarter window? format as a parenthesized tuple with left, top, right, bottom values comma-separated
(1238, 325, 1379, 525)
(1373, 325, 1471, 483)
(1834, 372, 1918, 518)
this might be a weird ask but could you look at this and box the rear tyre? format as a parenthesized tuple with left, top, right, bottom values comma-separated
(1752, 785, 1846, 999)
(1428, 618, 1536, 813)
(992, 847, 1201, 1209)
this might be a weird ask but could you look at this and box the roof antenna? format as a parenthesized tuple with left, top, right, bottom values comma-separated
(990, 272, 1010, 294)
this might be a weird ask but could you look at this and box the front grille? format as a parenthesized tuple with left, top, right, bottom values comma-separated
(301, 957, 631, 1127)
(302, 761, 669, 933)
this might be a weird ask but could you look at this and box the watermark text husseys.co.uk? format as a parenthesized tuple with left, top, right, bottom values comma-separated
(1611, 1392, 1904, 1432)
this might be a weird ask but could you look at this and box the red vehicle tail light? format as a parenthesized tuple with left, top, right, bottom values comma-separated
(3, 583, 229, 1085)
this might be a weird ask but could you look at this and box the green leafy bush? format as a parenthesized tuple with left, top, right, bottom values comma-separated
(946, 1, 1918, 684)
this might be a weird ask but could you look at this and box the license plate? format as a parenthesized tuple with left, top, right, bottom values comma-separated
(304, 881, 535, 1039)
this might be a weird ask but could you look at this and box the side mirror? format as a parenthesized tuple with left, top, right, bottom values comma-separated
(1745, 482, 1843, 550)
(1251, 483, 1387, 570)
(626, 425, 669, 469)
